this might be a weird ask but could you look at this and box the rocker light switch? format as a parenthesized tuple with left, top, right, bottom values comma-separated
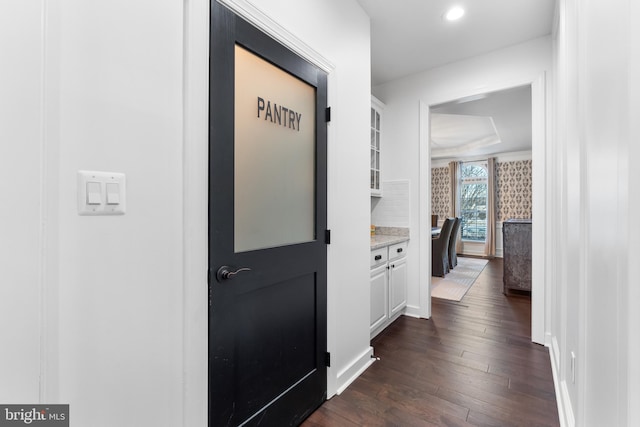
(78, 171, 126, 215)
(86, 182, 102, 205)
(106, 183, 120, 205)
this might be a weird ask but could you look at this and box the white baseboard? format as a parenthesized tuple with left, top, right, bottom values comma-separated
(549, 337, 575, 427)
(335, 346, 375, 395)
(403, 305, 421, 318)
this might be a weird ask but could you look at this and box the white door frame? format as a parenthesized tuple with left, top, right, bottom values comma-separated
(418, 73, 547, 345)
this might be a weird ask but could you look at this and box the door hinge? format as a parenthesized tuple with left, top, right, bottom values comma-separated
(325, 107, 331, 122)
(207, 268, 212, 307)
(325, 352, 331, 367)
(325, 229, 331, 245)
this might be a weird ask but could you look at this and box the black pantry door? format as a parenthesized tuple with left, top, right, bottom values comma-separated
(208, 2, 328, 426)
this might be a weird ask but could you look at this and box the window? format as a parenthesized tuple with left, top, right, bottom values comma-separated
(460, 161, 488, 242)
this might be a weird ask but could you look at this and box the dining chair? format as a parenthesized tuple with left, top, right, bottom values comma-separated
(432, 217, 454, 277)
(448, 217, 461, 270)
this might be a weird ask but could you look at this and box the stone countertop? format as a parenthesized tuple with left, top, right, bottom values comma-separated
(370, 227, 410, 250)
(370, 234, 409, 250)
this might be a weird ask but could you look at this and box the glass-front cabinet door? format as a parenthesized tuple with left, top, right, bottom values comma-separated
(371, 96, 384, 197)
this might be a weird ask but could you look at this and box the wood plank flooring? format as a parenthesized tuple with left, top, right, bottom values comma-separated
(302, 257, 560, 426)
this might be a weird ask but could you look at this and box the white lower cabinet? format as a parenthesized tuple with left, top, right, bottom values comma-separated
(389, 254, 407, 316)
(370, 241, 408, 338)
(370, 262, 388, 333)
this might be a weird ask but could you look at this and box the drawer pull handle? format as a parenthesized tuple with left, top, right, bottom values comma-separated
(397, 248, 403, 253)
(374, 255, 382, 260)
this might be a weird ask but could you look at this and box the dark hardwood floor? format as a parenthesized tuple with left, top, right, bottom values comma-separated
(303, 257, 560, 426)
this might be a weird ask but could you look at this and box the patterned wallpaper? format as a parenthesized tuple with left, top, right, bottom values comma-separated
(496, 160, 532, 221)
(431, 166, 450, 220)
(430, 160, 532, 222)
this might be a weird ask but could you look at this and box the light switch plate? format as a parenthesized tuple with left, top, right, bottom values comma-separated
(78, 170, 126, 215)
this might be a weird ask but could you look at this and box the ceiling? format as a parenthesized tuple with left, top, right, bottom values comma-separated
(430, 85, 532, 158)
(357, 0, 553, 158)
(357, 0, 556, 86)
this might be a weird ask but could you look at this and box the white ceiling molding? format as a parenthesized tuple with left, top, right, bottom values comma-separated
(430, 85, 533, 158)
(216, 0, 335, 73)
(430, 113, 502, 158)
(430, 150, 532, 168)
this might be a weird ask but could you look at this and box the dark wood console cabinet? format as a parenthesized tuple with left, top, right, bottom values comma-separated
(503, 219, 532, 294)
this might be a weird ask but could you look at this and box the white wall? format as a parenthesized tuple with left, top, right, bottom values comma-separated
(0, 0, 45, 403)
(58, 1, 184, 425)
(628, 2, 640, 425)
(371, 180, 411, 227)
(0, 0, 372, 425)
(373, 37, 551, 319)
(551, 0, 640, 425)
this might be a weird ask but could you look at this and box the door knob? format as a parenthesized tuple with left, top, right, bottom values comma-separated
(216, 266, 251, 282)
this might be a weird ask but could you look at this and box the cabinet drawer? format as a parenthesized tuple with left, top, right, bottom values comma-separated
(370, 247, 388, 267)
(388, 241, 408, 260)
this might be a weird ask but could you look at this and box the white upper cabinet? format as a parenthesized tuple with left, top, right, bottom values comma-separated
(370, 96, 384, 197)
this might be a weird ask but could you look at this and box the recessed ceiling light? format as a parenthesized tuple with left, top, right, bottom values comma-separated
(444, 6, 465, 21)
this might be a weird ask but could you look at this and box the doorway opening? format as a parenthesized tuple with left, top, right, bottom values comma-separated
(420, 76, 546, 344)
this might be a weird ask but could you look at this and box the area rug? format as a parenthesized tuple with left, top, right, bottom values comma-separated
(431, 257, 489, 301)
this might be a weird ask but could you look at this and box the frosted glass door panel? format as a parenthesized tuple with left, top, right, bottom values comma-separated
(234, 45, 316, 253)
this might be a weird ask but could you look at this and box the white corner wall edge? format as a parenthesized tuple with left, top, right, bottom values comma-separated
(419, 100, 432, 319)
(335, 346, 375, 395)
(182, 0, 210, 425)
(550, 336, 576, 427)
(530, 72, 546, 346)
